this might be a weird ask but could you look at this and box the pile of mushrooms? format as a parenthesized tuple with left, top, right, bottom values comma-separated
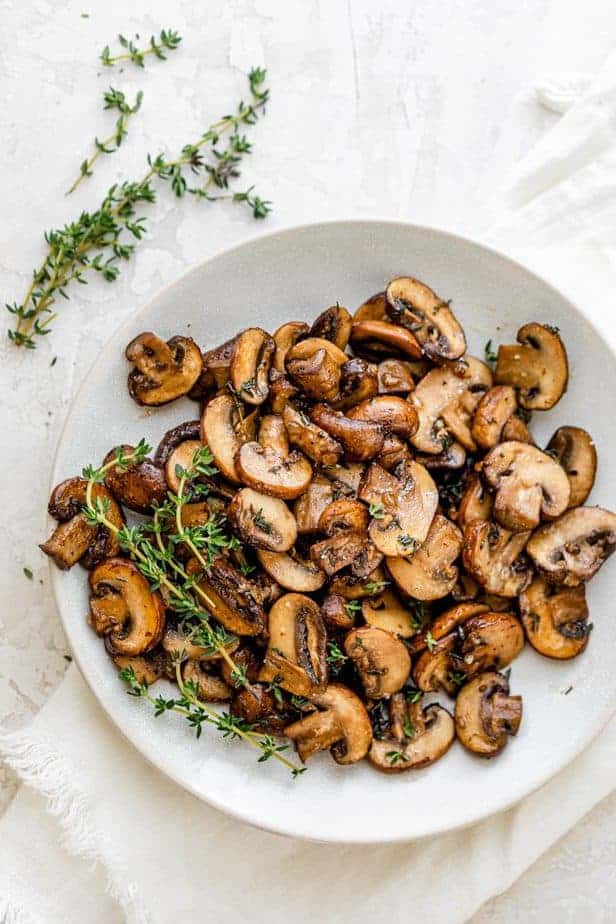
(41, 276, 616, 775)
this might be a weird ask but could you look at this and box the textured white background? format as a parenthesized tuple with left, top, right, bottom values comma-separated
(1, 0, 615, 919)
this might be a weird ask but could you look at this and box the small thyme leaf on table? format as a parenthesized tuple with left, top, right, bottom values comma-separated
(100, 28, 182, 68)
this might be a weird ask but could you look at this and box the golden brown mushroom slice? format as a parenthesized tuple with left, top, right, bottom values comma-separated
(309, 304, 353, 350)
(258, 593, 328, 696)
(410, 356, 493, 453)
(520, 577, 590, 659)
(415, 441, 466, 471)
(318, 498, 369, 535)
(187, 556, 267, 637)
(386, 276, 466, 361)
(359, 461, 437, 558)
(344, 626, 411, 697)
(369, 695, 455, 773)
(268, 371, 300, 414)
(455, 671, 522, 758)
(163, 439, 202, 493)
(103, 444, 167, 514)
(182, 660, 232, 702)
(154, 420, 202, 467)
(293, 476, 335, 534)
(495, 322, 568, 410)
(412, 633, 459, 695)
(462, 521, 532, 597)
(89, 558, 166, 655)
(126, 332, 203, 406)
(272, 321, 309, 372)
(310, 404, 385, 462)
(286, 337, 347, 402)
(547, 426, 597, 508)
(361, 589, 421, 638)
(385, 514, 463, 602)
(40, 477, 124, 571)
(321, 593, 357, 630)
(284, 683, 372, 764)
(409, 602, 490, 656)
(482, 441, 571, 532)
(237, 417, 313, 500)
(350, 319, 423, 359)
(456, 475, 493, 531)
(333, 357, 379, 410)
(256, 549, 326, 592)
(310, 530, 366, 576)
(188, 335, 238, 399)
(526, 506, 616, 587)
(201, 393, 255, 484)
(228, 487, 298, 552)
(161, 626, 240, 663)
(377, 359, 416, 395)
(282, 404, 343, 466)
(354, 291, 388, 322)
(459, 611, 524, 677)
(347, 395, 419, 439)
(471, 385, 517, 449)
(229, 327, 275, 405)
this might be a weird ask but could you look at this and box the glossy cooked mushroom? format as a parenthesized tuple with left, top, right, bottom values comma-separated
(333, 357, 379, 410)
(187, 556, 267, 637)
(237, 416, 313, 500)
(359, 460, 439, 557)
(344, 626, 411, 697)
(471, 386, 517, 449)
(89, 558, 166, 655)
(482, 441, 571, 531)
(126, 332, 203, 406)
(309, 304, 353, 350)
(386, 276, 466, 361)
(369, 694, 455, 772)
(350, 319, 423, 359)
(495, 322, 568, 410)
(228, 488, 298, 552)
(412, 633, 459, 695)
(258, 593, 328, 696)
(385, 514, 463, 601)
(163, 439, 202, 493)
(520, 577, 590, 659)
(284, 683, 372, 764)
(310, 404, 384, 462)
(256, 549, 326, 592)
(103, 445, 167, 513)
(201, 393, 256, 484)
(229, 327, 275, 405)
(361, 588, 420, 637)
(456, 475, 493, 530)
(154, 420, 201, 468)
(282, 404, 343, 466)
(286, 337, 347, 401)
(526, 506, 616, 586)
(272, 321, 309, 372)
(463, 521, 532, 597)
(182, 660, 232, 701)
(188, 335, 238, 398)
(458, 611, 524, 676)
(40, 477, 124, 570)
(293, 477, 335, 534)
(546, 426, 597, 507)
(347, 395, 419, 439)
(455, 671, 523, 757)
(321, 593, 357, 630)
(377, 358, 416, 395)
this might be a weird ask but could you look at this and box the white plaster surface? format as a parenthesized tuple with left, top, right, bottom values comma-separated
(0, 0, 615, 919)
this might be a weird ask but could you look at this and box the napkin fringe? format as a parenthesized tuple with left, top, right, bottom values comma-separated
(0, 726, 150, 924)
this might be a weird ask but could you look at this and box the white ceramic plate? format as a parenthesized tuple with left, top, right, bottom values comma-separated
(51, 220, 616, 844)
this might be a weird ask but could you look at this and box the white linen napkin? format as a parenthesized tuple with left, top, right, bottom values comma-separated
(2, 49, 616, 924)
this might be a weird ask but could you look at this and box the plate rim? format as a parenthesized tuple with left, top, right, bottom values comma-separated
(48, 217, 616, 843)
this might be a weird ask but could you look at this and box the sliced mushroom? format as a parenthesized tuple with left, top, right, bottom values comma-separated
(328, 564, 389, 600)
(220, 644, 261, 686)
(547, 426, 597, 507)
(237, 438, 312, 500)
(230, 327, 275, 405)
(273, 321, 309, 372)
(482, 441, 570, 531)
(526, 506, 616, 586)
(318, 498, 369, 535)
(201, 393, 255, 484)
(455, 671, 522, 757)
(386, 276, 466, 361)
(286, 337, 348, 402)
(284, 683, 372, 764)
(108, 649, 166, 686)
(416, 441, 467, 471)
(164, 439, 202, 492)
(310, 530, 366, 576)
(471, 386, 517, 449)
(520, 577, 590, 659)
(459, 611, 524, 676)
(502, 412, 534, 444)
(350, 319, 423, 359)
(228, 488, 297, 552)
(456, 475, 493, 531)
(463, 521, 532, 597)
(154, 420, 201, 467)
(362, 589, 420, 638)
(369, 695, 455, 772)
(321, 593, 356, 630)
(348, 396, 418, 439)
(349, 538, 385, 579)
(89, 558, 165, 655)
(293, 477, 335, 534)
(377, 359, 416, 395)
(385, 514, 463, 601)
(182, 660, 232, 701)
(187, 556, 266, 637)
(345, 626, 411, 697)
(282, 404, 342, 466)
(259, 593, 328, 696)
(231, 684, 289, 734)
(377, 435, 413, 471)
(309, 304, 353, 350)
(359, 460, 439, 557)
(412, 633, 458, 695)
(268, 372, 300, 414)
(188, 335, 238, 399)
(162, 626, 240, 663)
(321, 462, 365, 498)
(495, 322, 568, 409)
(40, 477, 123, 570)
(310, 404, 384, 462)
(411, 357, 493, 453)
(409, 602, 490, 655)
(256, 549, 326, 592)
(126, 332, 203, 406)
(102, 445, 167, 514)
(333, 358, 379, 410)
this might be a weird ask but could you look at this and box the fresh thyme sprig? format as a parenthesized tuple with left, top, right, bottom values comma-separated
(67, 88, 144, 195)
(8, 68, 271, 349)
(101, 29, 182, 68)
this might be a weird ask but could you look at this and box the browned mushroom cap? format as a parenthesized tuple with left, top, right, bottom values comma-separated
(164, 439, 202, 492)
(328, 563, 389, 600)
(376, 435, 412, 471)
(228, 488, 297, 552)
(89, 558, 165, 655)
(456, 475, 494, 530)
(282, 404, 342, 466)
(386, 276, 466, 361)
(412, 633, 458, 694)
(482, 441, 571, 531)
(354, 291, 388, 322)
(409, 602, 490, 656)
(502, 412, 534, 444)
(237, 439, 312, 500)
(547, 426, 597, 508)
(377, 359, 416, 395)
(345, 626, 411, 697)
(40, 477, 124, 570)
(259, 593, 328, 696)
(333, 358, 379, 410)
(318, 498, 369, 535)
(256, 549, 326, 592)
(350, 318, 423, 359)
(359, 460, 439, 557)
(293, 477, 335, 534)
(463, 521, 532, 597)
(286, 337, 348, 402)
(348, 396, 419, 439)
(455, 671, 522, 757)
(322, 461, 366, 497)
(272, 321, 310, 372)
(309, 304, 353, 350)
(268, 372, 300, 414)
(154, 420, 201, 467)
(102, 445, 167, 514)
(162, 625, 240, 663)
(520, 577, 590, 659)
(321, 593, 356, 630)
(229, 327, 275, 405)
(284, 683, 372, 764)
(416, 442, 467, 472)
(471, 386, 517, 449)
(495, 323, 568, 410)
(411, 357, 493, 453)
(527, 506, 616, 586)
(201, 394, 255, 484)
(385, 514, 463, 601)
(369, 696, 455, 772)
(126, 332, 203, 406)
(231, 684, 289, 735)
(310, 404, 384, 462)
(220, 644, 261, 686)
(310, 530, 366, 576)
(182, 660, 232, 701)
(361, 589, 420, 637)
(459, 612, 524, 677)
(187, 556, 266, 637)
(188, 336, 239, 399)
